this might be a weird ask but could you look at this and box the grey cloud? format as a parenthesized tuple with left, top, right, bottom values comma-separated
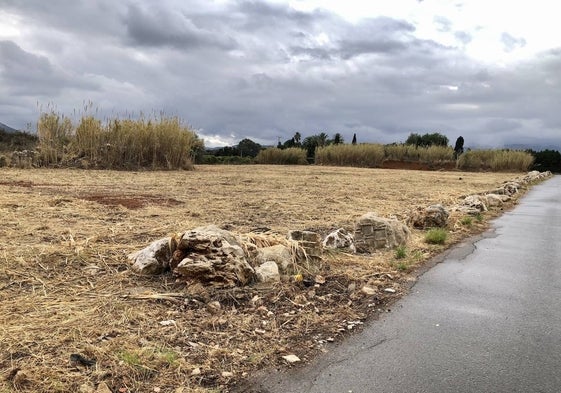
(501, 32, 526, 52)
(125, 4, 237, 50)
(484, 118, 522, 133)
(235, 0, 320, 29)
(454, 31, 472, 44)
(434, 16, 452, 32)
(0, 40, 88, 96)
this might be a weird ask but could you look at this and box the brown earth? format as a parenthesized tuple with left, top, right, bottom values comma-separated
(0, 165, 524, 392)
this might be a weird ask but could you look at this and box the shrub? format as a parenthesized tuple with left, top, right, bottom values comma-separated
(425, 228, 448, 244)
(460, 216, 473, 226)
(315, 144, 385, 167)
(395, 246, 407, 259)
(201, 155, 253, 165)
(255, 147, 307, 165)
(0, 129, 38, 152)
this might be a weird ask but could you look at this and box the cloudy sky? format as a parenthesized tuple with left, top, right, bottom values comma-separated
(1, 0, 560, 148)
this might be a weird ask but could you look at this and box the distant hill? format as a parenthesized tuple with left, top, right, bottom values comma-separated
(0, 122, 18, 133)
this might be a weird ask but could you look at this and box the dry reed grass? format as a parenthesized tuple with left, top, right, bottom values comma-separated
(36, 111, 203, 170)
(0, 166, 521, 392)
(457, 149, 534, 172)
(315, 144, 385, 167)
(254, 148, 307, 165)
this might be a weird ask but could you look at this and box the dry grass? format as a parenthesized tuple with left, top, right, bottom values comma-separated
(0, 166, 522, 392)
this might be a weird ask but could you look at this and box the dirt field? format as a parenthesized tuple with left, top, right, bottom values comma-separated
(0, 166, 521, 392)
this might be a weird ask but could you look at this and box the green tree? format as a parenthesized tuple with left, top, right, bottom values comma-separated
(406, 132, 448, 147)
(453, 136, 464, 159)
(238, 138, 262, 158)
(332, 133, 344, 145)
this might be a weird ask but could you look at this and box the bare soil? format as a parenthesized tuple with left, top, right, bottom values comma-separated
(0, 166, 521, 392)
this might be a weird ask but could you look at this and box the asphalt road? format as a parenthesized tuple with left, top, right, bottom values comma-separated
(253, 175, 561, 393)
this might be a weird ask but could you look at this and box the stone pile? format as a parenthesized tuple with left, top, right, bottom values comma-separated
(129, 226, 323, 287)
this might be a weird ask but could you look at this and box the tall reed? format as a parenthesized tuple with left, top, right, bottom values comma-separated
(255, 148, 307, 165)
(456, 149, 534, 172)
(37, 109, 203, 169)
(315, 144, 385, 167)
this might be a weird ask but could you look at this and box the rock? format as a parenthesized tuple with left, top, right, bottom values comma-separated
(282, 354, 301, 363)
(191, 368, 201, 376)
(354, 212, 410, 252)
(95, 383, 112, 393)
(462, 195, 488, 212)
(322, 228, 355, 252)
(222, 371, 234, 378)
(288, 230, 323, 271)
(485, 193, 510, 207)
(254, 245, 292, 272)
(128, 237, 172, 275)
(206, 301, 222, 314)
(178, 225, 242, 249)
(409, 204, 449, 229)
(522, 170, 541, 183)
(288, 230, 322, 258)
(255, 261, 280, 283)
(173, 226, 255, 287)
(521, 170, 552, 183)
(384, 288, 396, 293)
(175, 255, 254, 287)
(79, 383, 95, 393)
(361, 285, 377, 295)
(502, 182, 520, 196)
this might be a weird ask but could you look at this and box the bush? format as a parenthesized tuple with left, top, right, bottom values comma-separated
(0, 130, 38, 152)
(200, 155, 253, 165)
(460, 216, 473, 226)
(255, 147, 307, 165)
(425, 228, 448, 244)
(315, 144, 385, 167)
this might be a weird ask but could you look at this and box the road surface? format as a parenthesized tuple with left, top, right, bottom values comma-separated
(253, 175, 561, 393)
